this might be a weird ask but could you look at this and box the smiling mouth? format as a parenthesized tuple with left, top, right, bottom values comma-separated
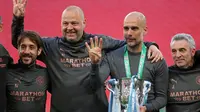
(67, 33, 76, 36)
(175, 59, 185, 63)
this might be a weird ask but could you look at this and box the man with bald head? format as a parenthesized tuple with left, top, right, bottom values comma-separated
(61, 6, 86, 43)
(11, 0, 163, 112)
(100, 11, 168, 112)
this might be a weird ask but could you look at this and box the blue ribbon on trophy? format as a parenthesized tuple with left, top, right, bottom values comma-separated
(106, 76, 151, 112)
(127, 76, 151, 112)
(106, 79, 121, 112)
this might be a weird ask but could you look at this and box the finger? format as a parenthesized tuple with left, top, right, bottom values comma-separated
(160, 52, 164, 60)
(18, 6, 25, 15)
(17, 0, 21, 3)
(22, 0, 25, 4)
(155, 54, 161, 62)
(161, 55, 164, 60)
(22, 0, 27, 7)
(149, 51, 155, 60)
(13, 0, 17, 5)
(151, 53, 158, 63)
(90, 51, 101, 58)
(94, 36, 98, 47)
(99, 38, 103, 49)
(147, 48, 151, 59)
(90, 38, 94, 48)
(157, 53, 164, 61)
(85, 42, 90, 51)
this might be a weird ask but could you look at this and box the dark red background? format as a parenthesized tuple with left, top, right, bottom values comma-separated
(1, 0, 200, 111)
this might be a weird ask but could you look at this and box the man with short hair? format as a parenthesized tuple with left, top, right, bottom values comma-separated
(0, 16, 13, 112)
(6, 31, 49, 112)
(167, 33, 200, 112)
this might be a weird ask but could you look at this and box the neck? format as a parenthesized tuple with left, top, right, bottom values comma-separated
(127, 42, 143, 53)
(185, 58, 194, 68)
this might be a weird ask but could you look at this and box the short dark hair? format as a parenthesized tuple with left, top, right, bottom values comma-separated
(17, 31, 43, 49)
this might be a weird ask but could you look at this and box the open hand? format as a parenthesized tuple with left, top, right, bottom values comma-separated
(13, 0, 27, 17)
(148, 45, 163, 63)
(85, 36, 103, 64)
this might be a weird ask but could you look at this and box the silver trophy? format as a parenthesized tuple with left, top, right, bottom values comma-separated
(129, 76, 151, 112)
(106, 77, 151, 112)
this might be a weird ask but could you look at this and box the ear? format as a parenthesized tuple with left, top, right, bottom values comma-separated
(37, 48, 42, 56)
(0, 24, 3, 32)
(143, 26, 148, 36)
(191, 48, 196, 56)
(83, 18, 86, 28)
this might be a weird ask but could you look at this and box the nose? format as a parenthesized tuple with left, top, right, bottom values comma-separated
(176, 51, 181, 58)
(23, 47, 30, 54)
(67, 23, 73, 30)
(127, 29, 133, 36)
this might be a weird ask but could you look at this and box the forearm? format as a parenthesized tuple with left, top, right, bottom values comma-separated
(83, 55, 111, 92)
(144, 41, 159, 49)
(82, 63, 101, 93)
(11, 15, 24, 48)
(101, 36, 126, 52)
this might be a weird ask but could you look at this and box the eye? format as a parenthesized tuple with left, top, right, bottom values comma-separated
(179, 48, 186, 53)
(20, 45, 26, 49)
(63, 22, 68, 26)
(171, 49, 176, 53)
(30, 45, 36, 50)
(71, 22, 79, 25)
(130, 26, 139, 31)
(123, 26, 129, 31)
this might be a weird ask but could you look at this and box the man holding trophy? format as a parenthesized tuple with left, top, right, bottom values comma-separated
(102, 11, 169, 112)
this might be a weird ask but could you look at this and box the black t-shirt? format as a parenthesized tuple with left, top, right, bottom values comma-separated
(0, 44, 13, 112)
(6, 62, 49, 112)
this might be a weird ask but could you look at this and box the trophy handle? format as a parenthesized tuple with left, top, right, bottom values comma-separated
(106, 79, 121, 112)
(105, 79, 118, 94)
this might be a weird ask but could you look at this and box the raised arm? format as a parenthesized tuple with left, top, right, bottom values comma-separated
(12, 0, 27, 48)
(12, 0, 48, 62)
(83, 37, 111, 92)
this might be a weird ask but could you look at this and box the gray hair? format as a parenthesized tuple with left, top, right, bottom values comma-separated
(170, 33, 196, 49)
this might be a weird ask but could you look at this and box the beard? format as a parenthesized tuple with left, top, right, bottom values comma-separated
(127, 39, 142, 48)
(126, 40, 142, 53)
(20, 53, 34, 65)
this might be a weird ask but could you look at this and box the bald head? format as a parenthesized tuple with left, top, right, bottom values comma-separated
(124, 11, 146, 27)
(62, 6, 85, 20)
